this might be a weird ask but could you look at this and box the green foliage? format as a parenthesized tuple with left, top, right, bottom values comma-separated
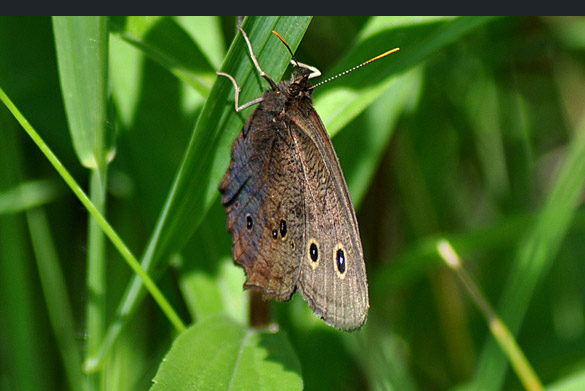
(1, 15, 585, 391)
(151, 314, 303, 391)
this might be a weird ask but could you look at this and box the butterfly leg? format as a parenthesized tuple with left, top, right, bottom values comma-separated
(237, 24, 278, 90)
(217, 71, 264, 112)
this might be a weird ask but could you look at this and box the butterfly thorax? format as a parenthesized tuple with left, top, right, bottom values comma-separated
(260, 67, 314, 120)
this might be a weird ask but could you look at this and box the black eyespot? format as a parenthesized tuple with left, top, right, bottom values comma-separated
(246, 214, 253, 230)
(272, 229, 278, 239)
(310, 243, 318, 262)
(280, 220, 287, 238)
(290, 242, 295, 250)
(336, 249, 346, 274)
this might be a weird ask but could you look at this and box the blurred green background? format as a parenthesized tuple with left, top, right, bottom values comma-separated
(1, 16, 585, 391)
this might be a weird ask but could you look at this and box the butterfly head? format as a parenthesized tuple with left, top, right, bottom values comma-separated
(286, 67, 314, 99)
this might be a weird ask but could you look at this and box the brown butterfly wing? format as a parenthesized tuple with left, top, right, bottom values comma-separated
(220, 103, 306, 301)
(288, 104, 369, 331)
(221, 81, 368, 331)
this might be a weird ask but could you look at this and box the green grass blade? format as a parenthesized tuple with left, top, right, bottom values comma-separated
(472, 114, 585, 390)
(309, 16, 498, 211)
(27, 208, 85, 391)
(52, 16, 113, 171)
(110, 16, 217, 97)
(174, 16, 226, 69)
(0, 178, 64, 215)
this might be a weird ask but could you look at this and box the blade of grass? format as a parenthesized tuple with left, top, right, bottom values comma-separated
(438, 240, 544, 391)
(0, 178, 64, 215)
(174, 16, 226, 69)
(110, 16, 216, 97)
(27, 208, 85, 391)
(308, 16, 498, 217)
(472, 114, 585, 390)
(52, 16, 113, 171)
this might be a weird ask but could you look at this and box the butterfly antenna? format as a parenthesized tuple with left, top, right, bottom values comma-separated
(310, 47, 400, 89)
(272, 30, 300, 68)
(272, 30, 322, 78)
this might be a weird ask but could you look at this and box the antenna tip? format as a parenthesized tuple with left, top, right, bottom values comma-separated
(371, 47, 401, 62)
(271, 30, 287, 44)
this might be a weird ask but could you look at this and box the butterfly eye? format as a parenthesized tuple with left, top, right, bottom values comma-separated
(288, 83, 300, 96)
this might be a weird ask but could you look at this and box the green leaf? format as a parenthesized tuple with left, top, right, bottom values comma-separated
(151, 314, 303, 391)
(180, 256, 247, 323)
(52, 16, 113, 170)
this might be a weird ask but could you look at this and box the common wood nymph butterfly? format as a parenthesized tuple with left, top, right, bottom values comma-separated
(218, 23, 398, 331)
